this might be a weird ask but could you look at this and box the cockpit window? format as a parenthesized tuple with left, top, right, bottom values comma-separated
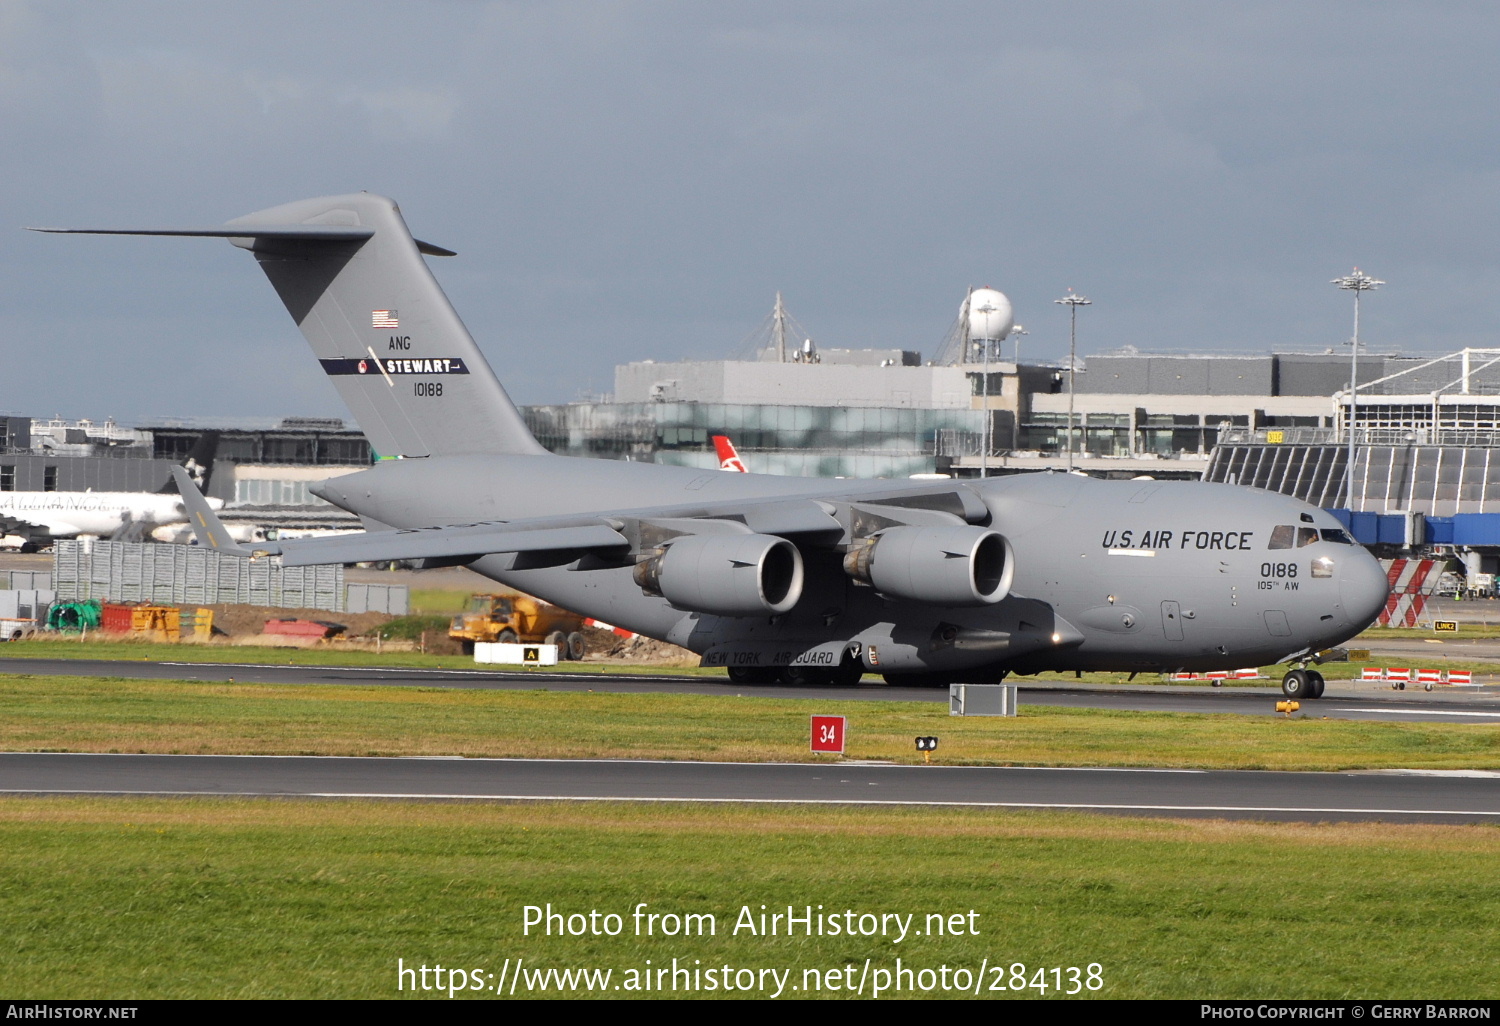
(1269, 525, 1334, 548)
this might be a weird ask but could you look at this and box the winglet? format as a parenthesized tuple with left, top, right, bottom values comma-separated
(171, 466, 256, 554)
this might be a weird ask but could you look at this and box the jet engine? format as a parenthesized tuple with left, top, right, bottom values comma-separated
(843, 525, 1012, 606)
(633, 533, 805, 617)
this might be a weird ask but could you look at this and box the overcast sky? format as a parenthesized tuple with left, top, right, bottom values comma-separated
(3, 1, 1498, 424)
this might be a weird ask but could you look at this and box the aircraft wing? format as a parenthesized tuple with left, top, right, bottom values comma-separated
(269, 521, 630, 566)
(172, 465, 992, 569)
(171, 466, 629, 564)
(0, 514, 54, 545)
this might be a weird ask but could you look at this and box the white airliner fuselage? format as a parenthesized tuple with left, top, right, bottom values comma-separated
(0, 491, 222, 542)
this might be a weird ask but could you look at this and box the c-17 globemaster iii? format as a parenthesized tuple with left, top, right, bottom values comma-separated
(35, 193, 1389, 699)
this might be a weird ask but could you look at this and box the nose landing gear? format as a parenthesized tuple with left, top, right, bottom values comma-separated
(1281, 668, 1325, 699)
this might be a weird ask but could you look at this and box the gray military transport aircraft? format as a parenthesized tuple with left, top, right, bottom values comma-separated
(36, 193, 1390, 699)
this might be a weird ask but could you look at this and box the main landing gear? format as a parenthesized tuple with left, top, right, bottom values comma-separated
(1281, 668, 1325, 700)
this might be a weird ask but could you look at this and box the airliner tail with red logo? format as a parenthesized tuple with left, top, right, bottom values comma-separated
(711, 435, 747, 473)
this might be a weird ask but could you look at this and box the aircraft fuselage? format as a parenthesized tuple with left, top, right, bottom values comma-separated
(315, 454, 1389, 676)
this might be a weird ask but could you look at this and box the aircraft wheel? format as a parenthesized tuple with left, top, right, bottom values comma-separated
(778, 665, 823, 686)
(826, 659, 865, 687)
(566, 632, 587, 661)
(727, 665, 776, 685)
(497, 629, 519, 645)
(1306, 670, 1325, 699)
(882, 672, 952, 688)
(1281, 669, 1309, 699)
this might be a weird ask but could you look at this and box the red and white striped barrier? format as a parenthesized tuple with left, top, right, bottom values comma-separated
(1378, 559, 1448, 627)
(1360, 667, 1480, 687)
(583, 618, 637, 640)
(1170, 669, 1265, 681)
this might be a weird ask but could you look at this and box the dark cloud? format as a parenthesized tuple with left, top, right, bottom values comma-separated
(2, 1, 1497, 420)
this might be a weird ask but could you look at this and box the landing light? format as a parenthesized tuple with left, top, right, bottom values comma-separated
(1051, 632, 1062, 644)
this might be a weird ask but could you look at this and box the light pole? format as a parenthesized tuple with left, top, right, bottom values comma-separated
(972, 335, 991, 478)
(1054, 290, 1091, 471)
(1331, 268, 1383, 510)
(1008, 325, 1027, 451)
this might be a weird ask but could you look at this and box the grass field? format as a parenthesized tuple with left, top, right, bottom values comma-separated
(4, 673, 1499, 770)
(1, 797, 1495, 999)
(408, 588, 472, 614)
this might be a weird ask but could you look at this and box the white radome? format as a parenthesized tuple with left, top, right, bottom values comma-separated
(964, 287, 1013, 342)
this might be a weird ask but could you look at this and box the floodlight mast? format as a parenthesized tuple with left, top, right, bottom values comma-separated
(1009, 324, 1028, 451)
(1055, 290, 1091, 471)
(1332, 268, 1384, 510)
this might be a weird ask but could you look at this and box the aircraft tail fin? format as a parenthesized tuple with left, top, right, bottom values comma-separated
(36, 194, 546, 461)
(712, 434, 748, 473)
(155, 430, 220, 495)
(171, 466, 249, 554)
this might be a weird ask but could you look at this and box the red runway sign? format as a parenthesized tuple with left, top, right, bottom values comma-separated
(810, 715, 846, 754)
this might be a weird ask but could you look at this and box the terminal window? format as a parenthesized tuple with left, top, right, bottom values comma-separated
(0, 465, 11, 492)
(42, 466, 56, 492)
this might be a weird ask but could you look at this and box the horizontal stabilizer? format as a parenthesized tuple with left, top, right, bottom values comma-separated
(29, 225, 375, 243)
(29, 225, 455, 255)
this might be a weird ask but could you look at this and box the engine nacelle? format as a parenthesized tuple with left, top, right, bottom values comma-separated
(843, 525, 1012, 606)
(634, 532, 804, 617)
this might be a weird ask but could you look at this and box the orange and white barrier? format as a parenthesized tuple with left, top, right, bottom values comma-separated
(1386, 668, 1412, 684)
(1416, 668, 1442, 685)
(1448, 670, 1475, 686)
(1361, 667, 1385, 681)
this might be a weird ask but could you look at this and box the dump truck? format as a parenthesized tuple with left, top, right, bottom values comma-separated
(449, 593, 588, 659)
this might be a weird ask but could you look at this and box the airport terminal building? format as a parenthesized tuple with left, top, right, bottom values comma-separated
(13, 344, 1500, 584)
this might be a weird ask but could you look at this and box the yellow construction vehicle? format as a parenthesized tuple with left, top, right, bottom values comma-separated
(449, 593, 588, 659)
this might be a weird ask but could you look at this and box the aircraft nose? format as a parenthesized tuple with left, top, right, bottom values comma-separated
(1341, 549, 1390, 630)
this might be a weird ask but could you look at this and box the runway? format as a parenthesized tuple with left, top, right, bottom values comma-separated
(2, 752, 1497, 824)
(3, 656, 1500, 723)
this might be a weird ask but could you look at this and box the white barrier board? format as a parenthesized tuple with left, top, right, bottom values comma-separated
(474, 642, 559, 666)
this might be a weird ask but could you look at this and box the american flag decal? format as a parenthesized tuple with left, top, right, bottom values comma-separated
(372, 310, 398, 328)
